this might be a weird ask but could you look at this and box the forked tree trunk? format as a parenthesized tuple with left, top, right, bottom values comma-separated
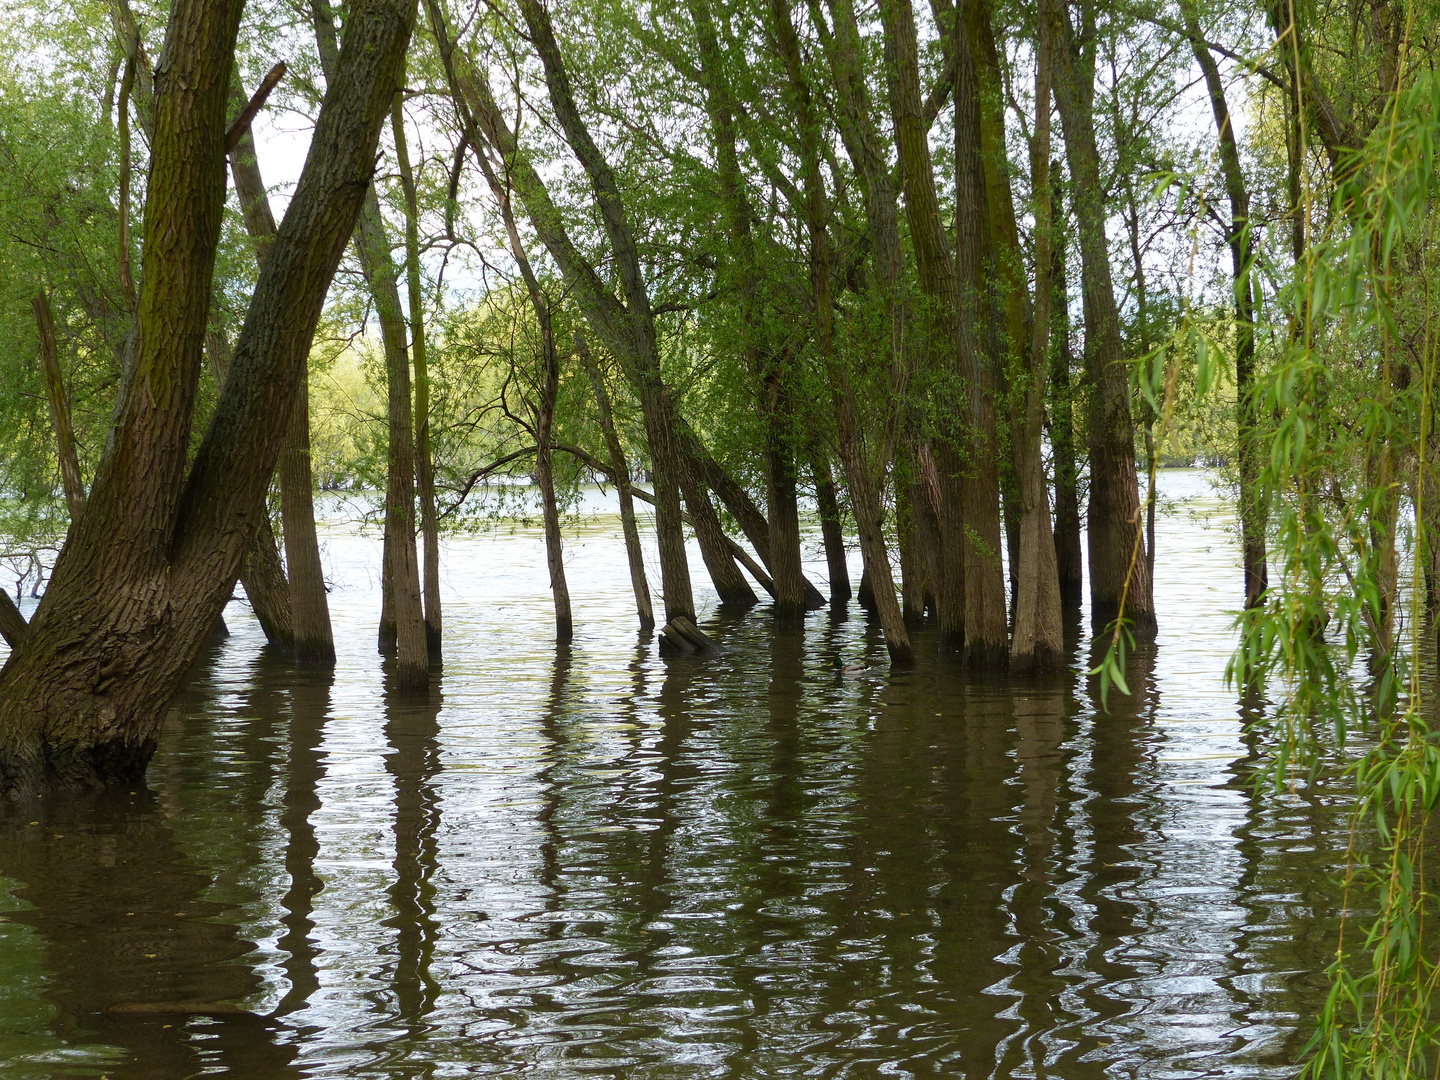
(1047, 0, 1155, 638)
(227, 82, 332, 663)
(577, 333, 654, 630)
(0, 0, 414, 795)
(204, 330, 294, 652)
(392, 94, 443, 656)
(355, 188, 429, 688)
(433, 0, 696, 625)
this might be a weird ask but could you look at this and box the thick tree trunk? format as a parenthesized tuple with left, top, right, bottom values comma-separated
(0, 0, 414, 794)
(577, 333, 654, 630)
(897, 454, 930, 624)
(683, 472, 758, 608)
(355, 188, 428, 688)
(392, 95, 443, 655)
(1047, 0, 1155, 638)
(227, 87, 332, 664)
(774, 0, 909, 659)
(811, 452, 851, 607)
(1008, 11, 1063, 675)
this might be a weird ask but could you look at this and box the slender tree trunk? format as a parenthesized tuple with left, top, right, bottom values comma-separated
(354, 188, 428, 688)
(1048, 175, 1083, 616)
(534, 325, 573, 642)
(0, 0, 414, 794)
(33, 293, 86, 524)
(774, 0, 910, 660)
(577, 333, 654, 630)
(392, 95, 443, 656)
(811, 451, 851, 607)
(1047, 0, 1155, 638)
(896, 449, 929, 623)
(227, 83, 333, 663)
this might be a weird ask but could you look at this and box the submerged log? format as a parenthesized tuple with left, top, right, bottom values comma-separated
(659, 615, 715, 655)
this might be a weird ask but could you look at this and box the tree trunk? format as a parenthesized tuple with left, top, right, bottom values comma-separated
(204, 331, 295, 652)
(1048, 174, 1083, 616)
(354, 188, 428, 688)
(33, 293, 86, 524)
(392, 94, 443, 655)
(534, 323, 573, 642)
(0, 0, 414, 795)
(774, 0, 910, 660)
(1008, 8, 1063, 674)
(811, 451, 851, 607)
(1182, 1, 1265, 610)
(1047, 0, 1155, 639)
(227, 84, 332, 664)
(433, 0, 696, 624)
(577, 333, 654, 630)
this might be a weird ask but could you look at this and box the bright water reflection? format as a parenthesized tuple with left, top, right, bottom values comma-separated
(0, 470, 1345, 1077)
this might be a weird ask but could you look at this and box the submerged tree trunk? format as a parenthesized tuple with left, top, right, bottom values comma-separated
(0, 0, 414, 795)
(1048, 176, 1083, 617)
(1008, 11, 1063, 674)
(534, 320, 573, 642)
(811, 451, 851, 607)
(577, 333, 654, 630)
(775, 0, 909, 660)
(355, 187, 428, 688)
(227, 81, 332, 664)
(1048, 0, 1155, 638)
(392, 94, 443, 656)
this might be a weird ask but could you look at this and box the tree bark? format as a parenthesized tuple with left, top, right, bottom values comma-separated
(392, 95, 444, 654)
(0, 0, 415, 794)
(354, 187, 429, 688)
(810, 451, 851, 607)
(226, 83, 334, 665)
(1048, 172, 1083, 616)
(33, 292, 86, 524)
(534, 315, 573, 642)
(774, 0, 910, 660)
(1007, 5, 1063, 674)
(204, 330, 295, 653)
(577, 333, 654, 630)
(1047, 0, 1156, 639)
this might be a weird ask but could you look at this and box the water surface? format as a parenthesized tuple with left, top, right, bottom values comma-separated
(0, 471, 1347, 1077)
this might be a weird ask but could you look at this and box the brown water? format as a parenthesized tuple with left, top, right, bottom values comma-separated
(0, 470, 1349, 1078)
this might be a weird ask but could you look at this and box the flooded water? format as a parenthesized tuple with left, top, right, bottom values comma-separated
(0, 470, 1350, 1078)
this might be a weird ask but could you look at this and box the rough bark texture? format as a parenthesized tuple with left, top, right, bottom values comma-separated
(226, 89, 334, 665)
(0, 0, 415, 795)
(578, 333, 655, 630)
(392, 95, 444, 655)
(1048, 0, 1156, 639)
(355, 187, 429, 688)
(0, 591, 27, 650)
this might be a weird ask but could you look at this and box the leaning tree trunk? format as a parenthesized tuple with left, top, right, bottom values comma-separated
(1047, 0, 1155, 638)
(577, 332, 654, 630)
(227, 78, 332, 663)
(355, 187, 428, 689)
(392, 92, 443, 656)
(0, 0, 414, 795)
